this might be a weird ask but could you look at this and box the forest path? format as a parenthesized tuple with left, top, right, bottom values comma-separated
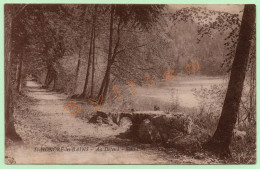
(7, 80, 214, 164)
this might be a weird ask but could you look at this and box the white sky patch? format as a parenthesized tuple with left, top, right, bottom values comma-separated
(168, 4, 244, 15)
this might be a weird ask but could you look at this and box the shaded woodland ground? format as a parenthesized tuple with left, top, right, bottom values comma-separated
(5, 4, 256, 164)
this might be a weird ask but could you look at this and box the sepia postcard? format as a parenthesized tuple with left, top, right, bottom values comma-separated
(4, 3, 256, 164)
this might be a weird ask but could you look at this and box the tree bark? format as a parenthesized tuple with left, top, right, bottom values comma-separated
(249, 62, 255, 123)
(102, 19, 121, 101)
(5, 5, 23, 142)
(74, 46, 82, 93)
(43, 63, 57, 90)
(90, 5, 97, 98)
(204, 4, 256, 157)
(16, 53, 23, 93)
(81, 32, 93, 99)
(43, 68, 50, 87)
(75, 48, 81, 82)
(98, 5, 115, 99)
(81, 8, 95, 99)
(72, 7, 87, 96)
(98, 6, 124, 102)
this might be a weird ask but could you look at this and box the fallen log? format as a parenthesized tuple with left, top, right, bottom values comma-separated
(89, 111, 193, 144)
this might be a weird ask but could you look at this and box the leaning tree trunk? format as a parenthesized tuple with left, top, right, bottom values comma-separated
(5, 6, 22, 142)
(101, 19, 121, 102)
(204, 4, 256, 157)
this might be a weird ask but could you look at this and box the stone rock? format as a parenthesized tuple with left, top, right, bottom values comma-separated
(108, 112, 121, 124)
(138, 119, 161, 143)
(151, 113, 193, 143)
(119, 117, 132, 131)
(169, 124, 211, 153)
(88, 111, 109, 124)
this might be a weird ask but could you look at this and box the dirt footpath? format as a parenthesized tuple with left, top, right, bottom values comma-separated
(6, 81, 218, 164)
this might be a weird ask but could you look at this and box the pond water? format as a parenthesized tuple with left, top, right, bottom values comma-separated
(136, 76, 227, 108)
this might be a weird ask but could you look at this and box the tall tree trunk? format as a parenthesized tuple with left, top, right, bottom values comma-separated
(44, 63, 53, 88)
(16, 53, 23, 93)
(98, 5, 115, 99)
(44, 63, 57, 89)
(204, 4, 255, 157)
(249, 61, 255, 123)
(100, 17, 121, 102)
(5, 6, 22, 142)
(73, 7, 87, 95)
(81, 16, 94, 99)
(98, 71, 107, 98)
(44, 68, 50, 87)
(102, 64, 112, 101)
(90, 5, 97, 98)
(51, 69, 57, 91)
(75, 48, 82, 82)
(74, 47, 82, 93)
